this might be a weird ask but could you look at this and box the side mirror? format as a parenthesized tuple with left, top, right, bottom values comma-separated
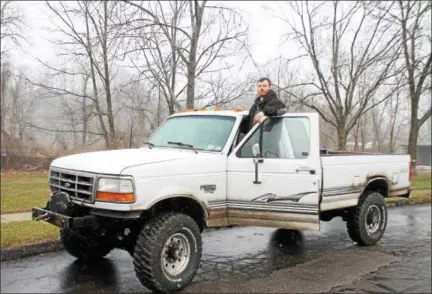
(252, 143, 260, 157)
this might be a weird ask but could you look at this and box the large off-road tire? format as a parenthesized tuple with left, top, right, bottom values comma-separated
(60, 228, 114, 261)
(133, 212, 202, 293)
(346, 190, 388, 246)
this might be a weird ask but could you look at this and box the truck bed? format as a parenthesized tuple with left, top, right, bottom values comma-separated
(319, 153, 411, 211)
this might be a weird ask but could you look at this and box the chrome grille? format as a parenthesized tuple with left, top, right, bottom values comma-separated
(49, 168, 96, 203)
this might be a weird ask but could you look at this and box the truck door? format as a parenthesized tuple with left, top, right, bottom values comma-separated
(225, 113, 321, 231)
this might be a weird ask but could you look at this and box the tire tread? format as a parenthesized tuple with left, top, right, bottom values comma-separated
(346, 190, 387, 246)
(133, 212, 202, 293)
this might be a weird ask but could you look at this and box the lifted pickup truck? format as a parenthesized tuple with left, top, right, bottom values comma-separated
(33, 109, 412, 293)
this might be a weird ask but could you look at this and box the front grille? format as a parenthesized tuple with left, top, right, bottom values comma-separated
(49, 168, 96, 203)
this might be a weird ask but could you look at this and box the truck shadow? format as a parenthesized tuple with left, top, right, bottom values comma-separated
(196, 228, 306, 283)
(267, 228, 306, 270)
(60, 258, 119, 293)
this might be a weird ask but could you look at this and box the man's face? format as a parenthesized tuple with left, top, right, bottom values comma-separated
(257, 80, 271, 97)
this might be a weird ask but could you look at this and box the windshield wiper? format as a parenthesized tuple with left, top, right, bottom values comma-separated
(167, 141, 198, 154)
(142, 141, 155, 149)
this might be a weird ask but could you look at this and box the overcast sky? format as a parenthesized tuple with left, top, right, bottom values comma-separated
(9, 1, 293, 71)
(3, 1, 430, 148)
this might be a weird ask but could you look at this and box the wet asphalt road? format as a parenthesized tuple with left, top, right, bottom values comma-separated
(1, 204, 431, 293)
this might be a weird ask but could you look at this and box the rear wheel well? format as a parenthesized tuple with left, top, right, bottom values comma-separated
(363, 178, 389, 197)
(335, 179, 389, 223)
(148, 197, 207, 232)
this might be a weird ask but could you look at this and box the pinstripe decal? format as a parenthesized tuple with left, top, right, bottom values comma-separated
(207, 185, 360, 215)
(322, 186, 361, 197)
(250, 191, 317, 203)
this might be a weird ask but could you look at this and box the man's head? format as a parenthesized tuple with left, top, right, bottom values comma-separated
(257, 77, 271, 97)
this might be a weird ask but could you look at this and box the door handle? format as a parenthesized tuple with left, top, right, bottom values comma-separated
(253, 158, 263, 184)
(296, 167, 316, 174)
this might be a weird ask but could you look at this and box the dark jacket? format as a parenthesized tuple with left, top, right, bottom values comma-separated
(244, 90, 287, 132)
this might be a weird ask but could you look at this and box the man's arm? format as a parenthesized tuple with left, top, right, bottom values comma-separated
(262, 98, 287, 116)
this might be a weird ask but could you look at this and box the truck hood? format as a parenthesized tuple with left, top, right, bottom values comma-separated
(50, 148, 201, 174)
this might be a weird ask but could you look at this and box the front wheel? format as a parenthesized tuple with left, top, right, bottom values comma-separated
(346, 191, 388, 246)
(133, 212, 202, 293)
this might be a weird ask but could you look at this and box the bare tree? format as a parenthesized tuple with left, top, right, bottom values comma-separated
(123, 0, 249, 110)
(195, 72, 253, 109)
(116, 79, 160, 142)
(0, 0, 26, 58)
(270, 1, 403, 149)
(0, 62, 12, 136)
(27, 1, 128, 149)
(387, 82, 409, 153)
(387, 1, 431, 170)
(123, 1, 187, 115)
(261, 55, 311, 111)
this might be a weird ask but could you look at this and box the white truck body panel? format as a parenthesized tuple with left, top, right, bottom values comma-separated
(49, 110, 411, 231)
(320, 155, 411, 211)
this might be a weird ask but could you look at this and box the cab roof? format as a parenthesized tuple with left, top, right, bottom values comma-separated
(170, 108, 248, 118)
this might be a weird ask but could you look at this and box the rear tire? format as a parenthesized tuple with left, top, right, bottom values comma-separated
(133, 212, 202, 293)
(60, 228, 114, 261)
(346, 191, 388, 246)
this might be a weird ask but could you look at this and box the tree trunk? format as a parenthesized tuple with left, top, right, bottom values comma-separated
(129, 117, 133, 148)
(157, 85, 162, 126)
(408, 104, 419, 174)
(186, 57, 196, 109)
(337, 124, 347, 150)
(85, 2, 109, 149)
(354, 121, 361, 151)
(186, 1, 203, 110)
(102, 1, 116, 148)
(81, 76, 88, 146)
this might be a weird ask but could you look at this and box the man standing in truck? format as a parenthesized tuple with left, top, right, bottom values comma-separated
(245, 77, 287, 132)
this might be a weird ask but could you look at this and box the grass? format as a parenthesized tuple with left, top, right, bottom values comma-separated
(0, 220, 59, 249)
(386, 188, 431, 204)
(1, 172, 50, 214)
(411, 171, 431, 189)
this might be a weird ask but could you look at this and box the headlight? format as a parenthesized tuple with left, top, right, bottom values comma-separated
(96, 177, 135, 203)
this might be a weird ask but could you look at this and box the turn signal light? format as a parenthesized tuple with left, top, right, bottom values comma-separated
(96, 191, 135, 203)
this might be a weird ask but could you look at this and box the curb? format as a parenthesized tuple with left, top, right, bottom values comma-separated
(386, 198, 431, 208)
(1, 239, 63, 262)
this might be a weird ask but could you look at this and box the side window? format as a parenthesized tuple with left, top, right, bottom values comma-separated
(284, 117, 310, 159)
(237, 126, 260, 158)
(237, 117, 310, 159)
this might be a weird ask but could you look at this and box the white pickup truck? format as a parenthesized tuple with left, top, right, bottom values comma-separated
(33, 109, 412, 293)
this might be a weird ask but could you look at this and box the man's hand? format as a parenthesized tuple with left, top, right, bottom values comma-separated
(253, 111, 266, 124)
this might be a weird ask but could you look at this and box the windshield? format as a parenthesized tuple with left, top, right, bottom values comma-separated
(147, 115, 236, 152)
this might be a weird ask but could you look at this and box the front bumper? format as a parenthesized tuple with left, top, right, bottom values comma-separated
(32, 207, 99, 230)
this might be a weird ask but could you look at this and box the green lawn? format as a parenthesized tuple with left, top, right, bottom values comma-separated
(0, 220, 59, 249)
(411, 171, 431, 189)
(1, 172, 50, 214)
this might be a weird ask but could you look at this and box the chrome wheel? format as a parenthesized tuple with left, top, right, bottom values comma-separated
(161, 232, 191, 276)
(365, 205, 381, 234)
